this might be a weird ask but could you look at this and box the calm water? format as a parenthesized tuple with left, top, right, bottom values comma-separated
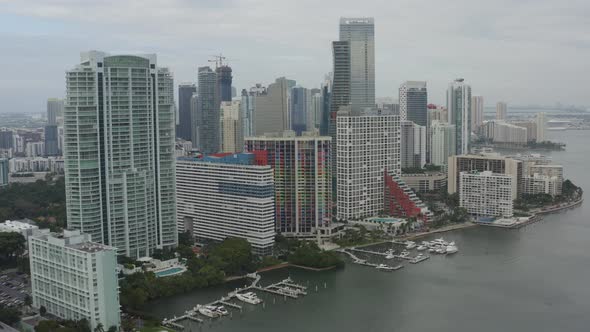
(145, 130, 590, 332)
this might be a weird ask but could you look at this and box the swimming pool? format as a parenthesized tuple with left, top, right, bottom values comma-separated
(154, 266, 186, 278)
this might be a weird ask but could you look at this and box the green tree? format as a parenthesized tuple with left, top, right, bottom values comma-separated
(39, 305, 47, 316)
(0, 305, 21, 325)
(0, 232, 26, 267)
(107, 326, 118, 332)
(178, 231, 194, 247)
(208, 238, 254, 276)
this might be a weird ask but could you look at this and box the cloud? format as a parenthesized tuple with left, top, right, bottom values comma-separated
(0, 0, 589, 113)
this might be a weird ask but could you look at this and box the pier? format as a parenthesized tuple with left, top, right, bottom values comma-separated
(163, 275, 310, 330)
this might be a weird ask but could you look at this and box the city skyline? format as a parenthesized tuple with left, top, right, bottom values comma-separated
(2, 0, 590, 114)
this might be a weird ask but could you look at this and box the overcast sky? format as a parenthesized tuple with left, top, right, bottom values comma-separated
(1, 0, 589, 114)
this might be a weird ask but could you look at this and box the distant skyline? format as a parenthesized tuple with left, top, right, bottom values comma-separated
(1, 0, 589, 113)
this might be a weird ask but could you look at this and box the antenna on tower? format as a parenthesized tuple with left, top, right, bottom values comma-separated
(208, 54, 226, 68)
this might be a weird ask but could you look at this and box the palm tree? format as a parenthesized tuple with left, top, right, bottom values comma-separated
(94, 323, 105, 332)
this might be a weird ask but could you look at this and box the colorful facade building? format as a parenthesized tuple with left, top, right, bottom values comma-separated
(384, 170, 433, 224)
(244, 131, 332, 238)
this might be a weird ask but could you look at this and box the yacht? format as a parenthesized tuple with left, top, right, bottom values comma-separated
(385, 253, 395, 259)
(405, 241, 417, 249)
(417, 245, 427, 251)
(236, 292, 263, 305)
(196, 305, 220, 318)
(446, 245, 458, 254)
(435, 247, 447, 254)
(375, 264, 396, 271)
(400, 250, 410, 257)
(428, 248, 436, 253)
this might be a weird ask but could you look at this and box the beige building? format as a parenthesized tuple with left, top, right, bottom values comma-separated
(254, 77, 290, 136)
(448, 154, 522, 196)
(400, 172, 447, 193)
(220, 100, 243, 153)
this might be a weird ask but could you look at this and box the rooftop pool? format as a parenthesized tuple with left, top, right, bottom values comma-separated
(154, 266, 186, 278)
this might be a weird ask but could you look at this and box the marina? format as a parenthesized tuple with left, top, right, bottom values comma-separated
(162, 274, 312, 330)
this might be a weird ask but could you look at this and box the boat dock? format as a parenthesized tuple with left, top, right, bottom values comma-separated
(163, 275, 310, 330)
(409, 255, 430, 264)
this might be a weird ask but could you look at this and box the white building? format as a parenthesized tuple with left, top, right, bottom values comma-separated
(480, 120, 528, 145)
(400, 120, 426, 169)
(523, 173, 561, 196)
(0, 220, 39, 242)
(26, 142, 45, 157)
(29, 230, 120, 330)
(176, 154, 275, 255)
(471, 95, 484, 129)
(496, 102, 507, 120)
(536, 112, 547, 142)
(460, 171, 515, 217)
(529, 164, 563, 194)
(220, 100, 243, 153)
(336, 112, 400, 220)
(430, 120, 456, 166)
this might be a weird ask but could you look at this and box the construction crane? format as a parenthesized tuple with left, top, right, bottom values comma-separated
(208, 54, 226, 68)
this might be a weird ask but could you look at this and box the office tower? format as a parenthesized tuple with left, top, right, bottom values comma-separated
(400, 120, 426, 169)
(63, 51, 177, 257)
(536, 112, 547, 142)
(460, 171, 515, 217)
(231, 86, 237, 98)
(447, 78, 472, 154)
(0, 129, 13, 150)
(216, 65, 233, 102)
(177, 83, 197, 141)
(244, 132, 331, 237)
(447, 154, 523, 197)
(336, 112, 401, 220)
(220, 100, 243, 153)
(329, 41, 352, 176)
(0, 158, 7, 187)
(320, 79, 331, 136)
(339, 17, 375, 113)
(44, 125, 59, 156)
(430, 120, 456, 166)
(176, 153, 275, 255)
(471, 95, 484, 130)
(399, 81, 427, 126)
(195, 66, 220, 154)
(29, 230, 120, 330)
(311, 91, 323, 130)
(496, 101, 507, 120)
(290, 86, 311, 135)
(241, 84, 266, 138)
(254, 77, 290, 136)
(46, 98, 63, 125)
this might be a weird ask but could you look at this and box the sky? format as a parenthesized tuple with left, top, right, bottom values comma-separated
(0, 0, 589, 114)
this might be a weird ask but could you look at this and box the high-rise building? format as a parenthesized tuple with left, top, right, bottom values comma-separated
(512, 120, 537, 142)
(216, 65, 233, 102)
(496, 101, 507, 120)
(447, 78, 472, 154)
(399, 81, 427, 126)
(0, 158, 8, 187)
(44, 125, 59, 156)
(29, 230, 120, 330)
(241, 84, 266, 138)
(0, 129, 14, 150)
(47, 98, 63, 126)
(254, 77, 290, 136)
(460, 171, 515, 217)
(329, 41, 352, 179)
(220, 100, 243, 153)
(479, 120, 528, 145)
(176, 153, 275, 255)
(339, 17, 375, 113)
(430, 120, 456, 166)
(244, 132, 332, 237)
(536, 112, 547, 142)
(290, 86, 311, 135)
(471, 95, 484, 130)
(311, 90, 323, 130)
(400, 120, 426, 169)
(336, 112, 400, 220)
(26, 142, 44, 157)
(447, 154, 522, 197)
(63, 51, 177, 257)
(177, 83, 197, 141)
(319, 78, 331, 136)
(195, 66, 220, 154)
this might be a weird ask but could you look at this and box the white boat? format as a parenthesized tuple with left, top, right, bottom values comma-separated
(385, 253, 395, 259)
(400, 250, 410, 257)
(429, 248, 436, 253)
(197, 305, 220, 318)
(446, 245, 458, 254)
(417, 245, 427, 251)
(236, 292, 263, 305)
(215, 306, 229, 316)
(405, 241, 417, 249)
(435, 247, 447, 254)
(375, 264, 396, 271)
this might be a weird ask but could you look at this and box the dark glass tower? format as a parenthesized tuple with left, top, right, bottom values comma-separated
(216, 65, 233, 102)
(177, 84, 196, 141)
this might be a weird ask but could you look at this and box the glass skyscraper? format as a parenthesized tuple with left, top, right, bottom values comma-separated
(339, 17, 375, 114)
(195, 66, 220, 154)
(63, 51, 177, 258)
(447, 78, 472, 155)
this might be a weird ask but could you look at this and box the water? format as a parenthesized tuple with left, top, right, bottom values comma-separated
(145, 130, 590, 332)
